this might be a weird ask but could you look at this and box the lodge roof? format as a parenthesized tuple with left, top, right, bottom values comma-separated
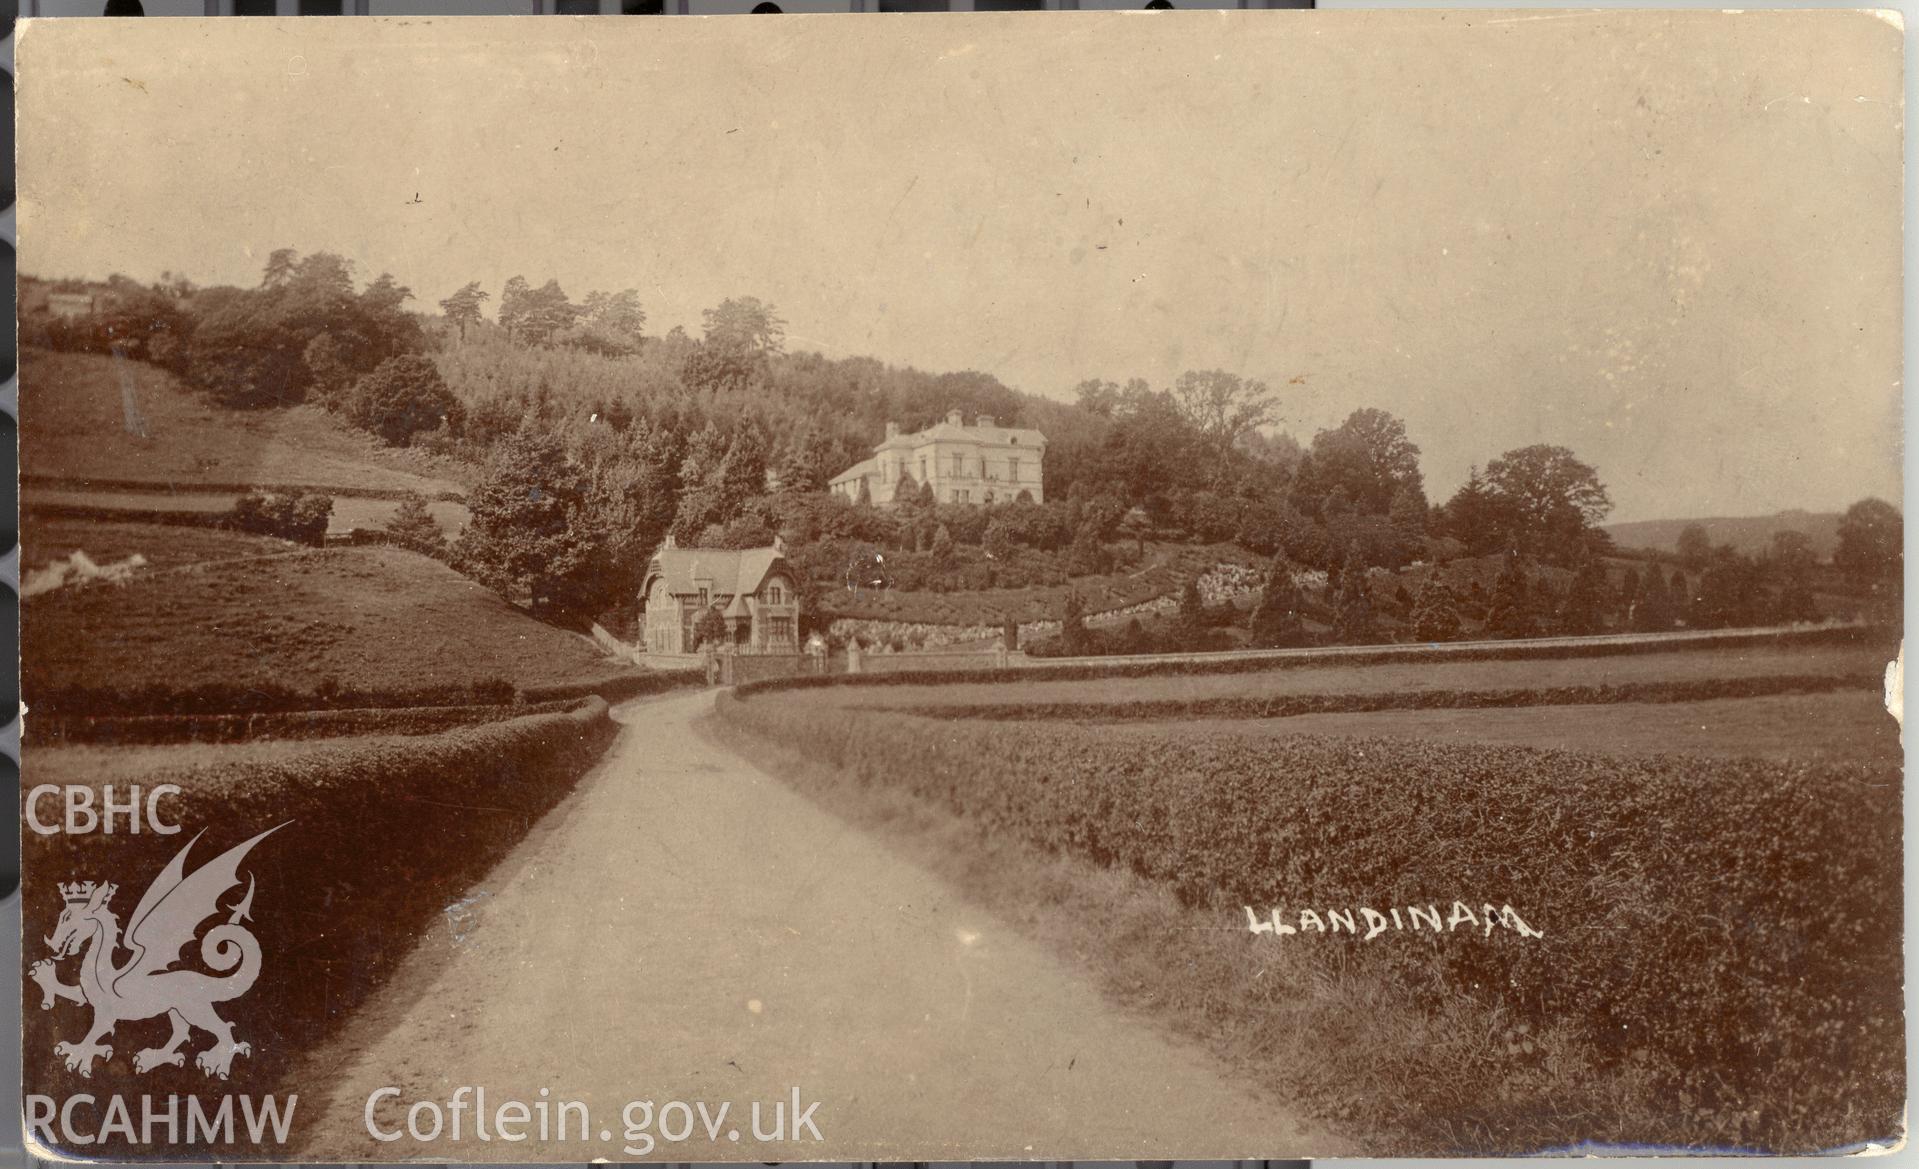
(643, 544, 787, 600)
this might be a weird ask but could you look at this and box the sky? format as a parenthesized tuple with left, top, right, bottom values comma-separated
(17, 10, 1904, 523)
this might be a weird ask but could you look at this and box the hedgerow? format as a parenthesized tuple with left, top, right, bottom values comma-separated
(22, 700, 620, 1154)
(34, 697, 589, 746)
(28, 677, 519, 718)
(717, 690, 1902, 1151)
(739, 624, 1882, 699)
(892, 672, 1876, 722)
(519, 669, 703, 703)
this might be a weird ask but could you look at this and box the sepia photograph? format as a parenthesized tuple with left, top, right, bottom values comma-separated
(13, 10, 1906, 1161)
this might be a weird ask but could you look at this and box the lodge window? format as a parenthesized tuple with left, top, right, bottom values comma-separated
(767, 583, 785, 605)
(698, 587, 709, 607)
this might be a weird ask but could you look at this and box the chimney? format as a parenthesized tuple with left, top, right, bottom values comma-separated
(885, 421, 900, 439)
(663, 533, 677, 550)
(976, 414, 996, 429)
(946, 409, 964, 426)
(773, 533, 786, 554)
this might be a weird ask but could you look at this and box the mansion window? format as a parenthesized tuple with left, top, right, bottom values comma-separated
(1008, 457, 1020, 482)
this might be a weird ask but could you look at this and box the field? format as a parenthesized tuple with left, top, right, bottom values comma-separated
(19, 348, 466, 496)
(24, 514, 299, 571)
(713, 633, 1905, 1154)
(1100, 690, 1898, 765)
(24, 542, 624, 703)
(805, 638, 1891, 711)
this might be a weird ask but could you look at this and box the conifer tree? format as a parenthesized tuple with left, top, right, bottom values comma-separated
(1411, 578, 1463, 642)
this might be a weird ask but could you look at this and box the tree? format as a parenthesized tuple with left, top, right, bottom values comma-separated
(261, 247, 299, 288)
(1669, 570, 1693, 626)
(1410, 579, 1463, 642)
(498, 276, 532, 343)
(1332, 556, 1376, 644)
(1178, 577, 1206, 634)
(702, 296, 787, 356)
(439, 281, 491, 342)
(1690, 547, 1769, 629)
(1632, 564, 1675, 632)
(1558, 556, 1610, 635)
(1248, 559, 1308, 648)
(1171, 369, 1277, 449)
(1292, 408, 1425, 519)
(1485, 553, 1535, 638)
(1676, 524, 1714, 571)
(1618, 566, 1641, 618)
(692, 606, 728, 650)
(1771, 530, 1820, 624)
(1834, 498, 1902, 587)
(1388, 485, 1428, 560)
(579, 288, 647, 349)
(521, 279, 579, 346)
(385, 492, 447, 557)
(1469, 444, 1613, 565)
(346, 354, 464, 447)
(1059, 590, 1091, 656)
(930, 523, 954, 565)
(450, 430, 613, 623)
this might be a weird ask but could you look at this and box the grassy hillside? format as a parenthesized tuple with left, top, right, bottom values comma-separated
(1604, 510, 1841, 558)
(20, 347, 466, 496)
(25, 514, 298, 572)
(24, 543, 623, 700)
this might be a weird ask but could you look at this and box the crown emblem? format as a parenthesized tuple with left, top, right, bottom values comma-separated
(59, 881, 101, 904)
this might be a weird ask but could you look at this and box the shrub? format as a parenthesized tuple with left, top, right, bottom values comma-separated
(228, 490, 333, 546)
(345, 354, 465, 447)
(384, 491, 447, 557)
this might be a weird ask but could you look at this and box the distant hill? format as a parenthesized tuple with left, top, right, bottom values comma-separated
(1604, 511, 1842, 559)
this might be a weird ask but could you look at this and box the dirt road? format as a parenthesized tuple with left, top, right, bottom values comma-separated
(294, 689, 1330, 1161)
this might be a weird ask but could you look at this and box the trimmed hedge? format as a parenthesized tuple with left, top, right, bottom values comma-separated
(22, 699, 620, 1156)
(28, 677, 518, 718)
(893, 672, 1879, 722)
(33, 698, 588, 747)
(520, 669, 704, 704)
(738, 624, 1884, 699)
(718, 690, 1903, 1151)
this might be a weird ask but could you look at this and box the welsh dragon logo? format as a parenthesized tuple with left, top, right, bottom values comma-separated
(30, 824, 286, 1081)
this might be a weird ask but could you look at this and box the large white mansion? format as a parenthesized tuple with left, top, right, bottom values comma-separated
(829, 411, 1047, 506)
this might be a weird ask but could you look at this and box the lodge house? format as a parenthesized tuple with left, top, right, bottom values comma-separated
(830, 410, 1047, 506)
(641, 536, 801, 655)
